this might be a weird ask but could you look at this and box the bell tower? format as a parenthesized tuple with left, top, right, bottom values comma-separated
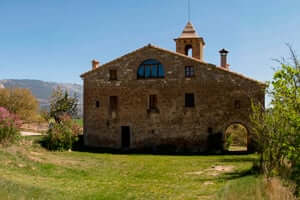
(174, 22, 205, 61)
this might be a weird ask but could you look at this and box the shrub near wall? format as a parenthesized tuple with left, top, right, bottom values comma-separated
(43, 114, 81, 151)
(0, 107, 21, 145)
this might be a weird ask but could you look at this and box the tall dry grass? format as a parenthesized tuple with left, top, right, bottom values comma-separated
(217, 177, 297, 200)
(265, 178, 296, 200)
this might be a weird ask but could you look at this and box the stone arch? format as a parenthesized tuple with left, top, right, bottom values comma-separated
(221, 120, 253, 152)
(185, 45, 193, 57)
(224, 122, 249, 151)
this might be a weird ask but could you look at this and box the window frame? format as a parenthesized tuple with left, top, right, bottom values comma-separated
(185, 93, 195, 108)
(185, 66, 195, 77)
(109, 69, 118, 81)
(96, 100, 100, 108)
(137, 59, 165, 79)
(234, 100, 241, 109)
(149, 95, 158, 110)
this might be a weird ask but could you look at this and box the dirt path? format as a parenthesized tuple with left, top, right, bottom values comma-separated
(21, 131, 42, 136)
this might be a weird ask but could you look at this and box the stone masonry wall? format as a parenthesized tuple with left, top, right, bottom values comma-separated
(82, 46, 265, 152)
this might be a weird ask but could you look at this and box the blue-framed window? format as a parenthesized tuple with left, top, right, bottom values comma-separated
(137, 59, 165, 79)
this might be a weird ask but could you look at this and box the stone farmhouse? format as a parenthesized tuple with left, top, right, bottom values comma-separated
(80, 22, 265, 152)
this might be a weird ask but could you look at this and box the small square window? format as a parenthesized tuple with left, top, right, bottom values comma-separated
(96, 101, 100, 108)
(109, 70, 117, 80)
(234, 100, 241, 109)
(185, 93, 195, 107)
(185, 66, 195, 77)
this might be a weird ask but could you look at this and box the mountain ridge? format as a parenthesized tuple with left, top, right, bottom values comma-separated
(0, 79, 83, 110)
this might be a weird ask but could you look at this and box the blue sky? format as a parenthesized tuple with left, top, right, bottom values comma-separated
(0, 0, 299, 87)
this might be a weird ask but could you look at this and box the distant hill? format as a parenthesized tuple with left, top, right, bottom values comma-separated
(0, 79, 83, 112)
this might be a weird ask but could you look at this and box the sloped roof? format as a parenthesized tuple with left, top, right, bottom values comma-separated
(80, 44, 266, 86)
(179, 21, 199, 38)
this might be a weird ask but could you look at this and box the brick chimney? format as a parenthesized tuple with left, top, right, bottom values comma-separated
(92, 59, 100, 70)
(219, 49, 229, 69)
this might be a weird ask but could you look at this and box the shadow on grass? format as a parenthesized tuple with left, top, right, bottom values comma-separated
(36, 135, 255, 157)
(195, 167, 260, 183)
(71, 136, 254, 156)
(219, 156, 258, 163)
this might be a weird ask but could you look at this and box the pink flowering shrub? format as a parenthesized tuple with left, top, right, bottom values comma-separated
(0, 107, 21, 144)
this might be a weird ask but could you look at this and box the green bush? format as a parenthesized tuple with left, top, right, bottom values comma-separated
(225, 134, 233, 150)
(43, 115, 81, 151)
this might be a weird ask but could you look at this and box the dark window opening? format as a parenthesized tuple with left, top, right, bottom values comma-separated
(110, 96, 118, 111)
(149, 95, 158, 110)
(185, 66, 195, 77)
(137, 59, 165, 79)
(234, 100, 241, 109)
(208, 127, 213, 134)
(148, 95, 159, 113)
(109, 69, 117, 81)
(96, 101, 100, 108)
(185, 45, 193, 56)
(185, 93, 195, 107)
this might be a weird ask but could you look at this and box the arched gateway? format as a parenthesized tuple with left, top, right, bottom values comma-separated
(221, 120, 256, 153)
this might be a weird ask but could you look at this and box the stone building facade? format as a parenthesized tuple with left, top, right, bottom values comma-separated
(81, 22, 265, 152)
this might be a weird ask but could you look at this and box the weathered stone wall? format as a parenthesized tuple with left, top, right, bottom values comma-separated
(82, 46, 265, 152)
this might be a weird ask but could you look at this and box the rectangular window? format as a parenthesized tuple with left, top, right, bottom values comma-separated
(149, 95, 158, 110)
(185, 66, 195, 77)
(109, 70, 117, 80)
(185, 93, 195, 107)
(234, 100, 241, 109)
(96, 101, 100, 108)
(110, 96, 118, 111)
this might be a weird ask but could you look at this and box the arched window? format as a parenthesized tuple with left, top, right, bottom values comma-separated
(137, 59, 165, 79)
(185, 45, 192, 57)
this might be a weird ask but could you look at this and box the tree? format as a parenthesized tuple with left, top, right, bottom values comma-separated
(0, 88, 39, 122)
(49, 87, 79, 122)
(251, 46, 300, 180)
(44, 87, 80, 151)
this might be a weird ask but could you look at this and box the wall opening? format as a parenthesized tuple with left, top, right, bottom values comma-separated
(185, 45, 193, 57)
(109, 69, 117, 81)
(121, 126, 130, 148)
(225, 123, 248, 152)
(185, 93, 195, 107)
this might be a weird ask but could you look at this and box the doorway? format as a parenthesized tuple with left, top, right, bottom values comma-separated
(121, 126, 130, 148)
(225, 123, 248, 152)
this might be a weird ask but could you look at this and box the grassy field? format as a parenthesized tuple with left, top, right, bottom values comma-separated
(0, 136, 268, 200)
(73, 119, 83, 127)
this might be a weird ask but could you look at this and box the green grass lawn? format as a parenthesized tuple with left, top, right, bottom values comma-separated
(73, 119, 83, 127)
(0, 137, 267, 200)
